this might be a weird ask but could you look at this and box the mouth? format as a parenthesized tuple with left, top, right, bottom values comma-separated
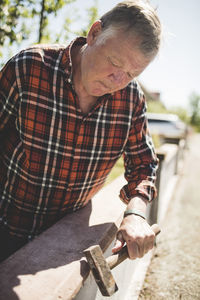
(98, 81, 110, 90)
(91, 81, 114, 96)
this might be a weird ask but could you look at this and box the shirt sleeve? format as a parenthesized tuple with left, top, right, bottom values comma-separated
(0, 56, 20, 131)
(119, 87, 159, 203)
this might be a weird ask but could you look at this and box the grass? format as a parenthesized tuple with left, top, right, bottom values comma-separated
(105, 156, 125, 185)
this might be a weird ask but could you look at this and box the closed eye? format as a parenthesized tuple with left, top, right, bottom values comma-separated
(127, 72, 134, 79)
(108, 57, 134, 80)
(107, 56, 121, 68)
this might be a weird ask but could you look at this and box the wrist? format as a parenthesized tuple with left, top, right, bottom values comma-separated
(127, 196, 148, 213)
(123, 209, 146, 220)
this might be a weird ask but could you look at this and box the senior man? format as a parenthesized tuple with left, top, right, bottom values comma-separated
(0, 0, 162, 262)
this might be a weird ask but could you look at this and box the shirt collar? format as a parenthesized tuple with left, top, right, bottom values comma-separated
(61, 37, 87, 81)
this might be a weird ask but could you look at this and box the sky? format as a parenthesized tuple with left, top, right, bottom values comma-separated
(65, 0, 200, 109)
(2, 0, 199, 109)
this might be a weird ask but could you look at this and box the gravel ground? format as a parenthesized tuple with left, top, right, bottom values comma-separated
(139, 134, 200, 300)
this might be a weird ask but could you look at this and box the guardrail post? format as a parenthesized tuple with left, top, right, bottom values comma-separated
(148, 153, 165, 225)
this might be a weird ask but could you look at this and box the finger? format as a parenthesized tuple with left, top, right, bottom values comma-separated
(112, 240, 124, 253)
(151, 224, 160, 235)
(148, 233, 156, 250)
(135, 237, 145, 258)
(126, 240, 140, 259)
(143, 230, 156, 254)
(147, 225, 158, 250)
(129, 235, 148, 258)
(143, 239, 153, 256)
(112, 231, 125, 253)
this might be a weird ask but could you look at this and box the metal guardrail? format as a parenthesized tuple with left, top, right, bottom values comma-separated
(149, 138, 185, 225)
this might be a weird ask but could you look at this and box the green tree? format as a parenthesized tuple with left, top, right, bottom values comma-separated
(76, 0, 98, 37)
(0, 0, 32, 47)
(147, 100, 168, 114)
(189, 92, 200, 131)
(169, 106, 190, 124)
(37, 0, 75, 43)
(0, 0, 99, 66)
(0, 0, 75, 59)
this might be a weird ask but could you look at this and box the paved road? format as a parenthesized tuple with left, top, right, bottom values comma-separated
(139, 133, 200, 300)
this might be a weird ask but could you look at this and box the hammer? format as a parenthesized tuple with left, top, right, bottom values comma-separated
(84, 224, 160, 296)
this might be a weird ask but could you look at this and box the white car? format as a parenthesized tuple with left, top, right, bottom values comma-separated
(147, 113, 187, 140)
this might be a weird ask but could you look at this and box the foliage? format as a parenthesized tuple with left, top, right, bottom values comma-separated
(0, 0, 32, 48)
(0, 0, 100, 65)
(75, 0, 98, 37)
(37, 0, 75, 43)
(147, 100, 168, 114)
(168, 106, 190, 124)
(189, 92, 200, 132)
(151, 133, 162, 149)
(146, 99, 191, 126)
(0, 0, 75, 46)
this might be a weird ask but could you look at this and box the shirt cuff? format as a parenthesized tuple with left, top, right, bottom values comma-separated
(119, 180, 157, 204)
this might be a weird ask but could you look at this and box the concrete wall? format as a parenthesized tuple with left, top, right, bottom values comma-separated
(0, 140, 184, 300)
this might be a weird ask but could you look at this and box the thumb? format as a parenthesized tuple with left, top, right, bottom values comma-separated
(112, 231, 125, 253)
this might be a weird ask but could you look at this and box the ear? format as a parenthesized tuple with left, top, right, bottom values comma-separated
(87, 20, 102, 45)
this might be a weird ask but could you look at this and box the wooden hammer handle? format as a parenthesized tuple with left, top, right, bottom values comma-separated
(106, 224, 160, 270)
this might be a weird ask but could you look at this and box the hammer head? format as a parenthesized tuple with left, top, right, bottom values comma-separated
(84, 245, 118, 296)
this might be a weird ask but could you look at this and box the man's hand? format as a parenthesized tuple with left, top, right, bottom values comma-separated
(112, 196, 156, 259)
(112, 214, 155, 259)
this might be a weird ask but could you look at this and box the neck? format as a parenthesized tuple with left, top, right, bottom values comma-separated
(71, 44, 87, 98)
(71, 44, 98, 114)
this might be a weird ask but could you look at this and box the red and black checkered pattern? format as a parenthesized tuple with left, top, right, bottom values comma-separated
(0, 38, 158, 239)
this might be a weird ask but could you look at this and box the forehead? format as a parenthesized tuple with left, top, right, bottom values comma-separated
(100, 32, 150, 71)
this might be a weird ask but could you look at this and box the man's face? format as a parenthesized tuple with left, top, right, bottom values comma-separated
(80, 24, 152, 97)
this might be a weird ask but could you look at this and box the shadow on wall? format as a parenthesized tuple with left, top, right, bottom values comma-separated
(0, 201, 118, 300)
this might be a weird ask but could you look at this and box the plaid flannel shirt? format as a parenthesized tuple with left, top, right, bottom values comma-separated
(0, 37, 158, 239)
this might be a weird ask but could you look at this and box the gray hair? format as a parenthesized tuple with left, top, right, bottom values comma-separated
(100, 0, 162, 58)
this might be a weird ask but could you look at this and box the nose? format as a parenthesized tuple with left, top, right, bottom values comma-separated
(108, 70, 126, 85)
